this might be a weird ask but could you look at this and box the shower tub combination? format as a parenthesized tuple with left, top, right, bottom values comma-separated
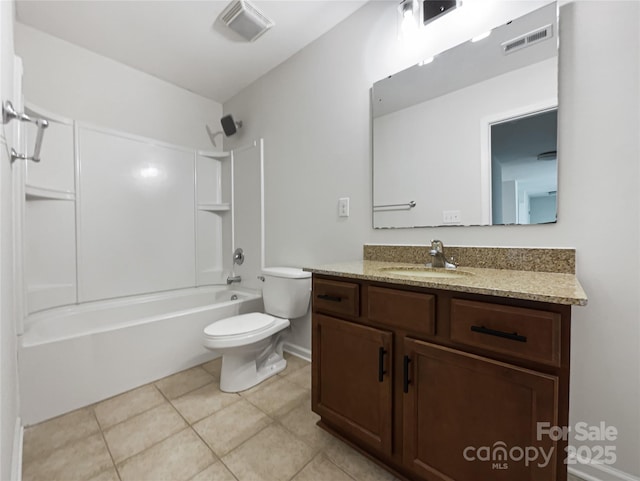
(19, 286, 262, 425)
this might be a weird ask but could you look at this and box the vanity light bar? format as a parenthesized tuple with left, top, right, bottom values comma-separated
(502, 24, 553, 54)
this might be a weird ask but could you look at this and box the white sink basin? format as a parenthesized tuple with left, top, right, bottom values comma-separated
(380, 267, 472, 279)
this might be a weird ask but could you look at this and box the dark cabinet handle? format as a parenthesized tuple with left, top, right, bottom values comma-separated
(378, 347, 387, 382)
(403, 355, 411, 393)
(470, 325, 527, 343)
(317, 294, 342, 302)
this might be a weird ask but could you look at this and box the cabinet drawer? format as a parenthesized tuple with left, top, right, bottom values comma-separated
(313, 278, 360, 318)
(368, 286, 435, 336)
(450, 299, 561, 366)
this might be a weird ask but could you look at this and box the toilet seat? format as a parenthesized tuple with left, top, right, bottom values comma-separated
(205, 312, 276, 338)
(203, 313, 290, 350)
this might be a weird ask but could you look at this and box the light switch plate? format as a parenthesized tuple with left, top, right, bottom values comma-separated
(443, 210, 461, 224)
(339, 197, 350, 217)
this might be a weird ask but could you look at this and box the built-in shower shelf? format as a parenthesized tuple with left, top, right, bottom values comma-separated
(25, 185, 75, 201)
(197, 203, 231, 212)
(197, 150, 230, 160)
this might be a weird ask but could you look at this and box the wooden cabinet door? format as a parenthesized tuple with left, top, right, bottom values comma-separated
(312, 313, 393, 455)
(403, 339, 559, 481)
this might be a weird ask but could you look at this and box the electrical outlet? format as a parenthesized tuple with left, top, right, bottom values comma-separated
(443, 210, 461, 224)
(338, 197, 350, 217)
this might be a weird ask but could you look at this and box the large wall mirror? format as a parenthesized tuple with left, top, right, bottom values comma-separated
(372, 3, 558, 228)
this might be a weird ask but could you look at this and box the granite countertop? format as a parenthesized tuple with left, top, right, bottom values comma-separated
(304, 260, 588, 306)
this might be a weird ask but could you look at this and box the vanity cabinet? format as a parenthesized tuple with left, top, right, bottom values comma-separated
(313, 314, 393, 455)
(312, 277, 394, 454)
(402, 339, 558, 481)
(311, 274, 572, 481)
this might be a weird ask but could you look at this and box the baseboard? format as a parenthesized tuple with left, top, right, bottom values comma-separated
(10, 417, 23, 481)
(568, 457, 640, 481)
(283, 342, 311, 362)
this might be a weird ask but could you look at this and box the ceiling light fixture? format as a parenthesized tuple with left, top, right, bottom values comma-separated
(220, 0, 274, 42)
(399, 0, 419, 36)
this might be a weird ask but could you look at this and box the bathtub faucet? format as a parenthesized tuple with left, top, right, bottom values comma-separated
(227, 275, 242, 285)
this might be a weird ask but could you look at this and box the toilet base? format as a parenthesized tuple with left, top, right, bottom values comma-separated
(218, 335, 288, 393)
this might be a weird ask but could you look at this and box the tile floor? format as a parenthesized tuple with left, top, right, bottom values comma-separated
(21, 352, 587, 481)
(22, 353, 401, 481)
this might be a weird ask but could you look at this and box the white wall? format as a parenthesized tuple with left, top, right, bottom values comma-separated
(224, 1, 640, 477)
(15, 22, 222, 150)
(0, 1, 19, 479)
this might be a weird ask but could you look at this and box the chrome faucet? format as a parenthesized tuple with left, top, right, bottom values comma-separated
(227, 247, 244, 284)
(428, 240, 456, 269)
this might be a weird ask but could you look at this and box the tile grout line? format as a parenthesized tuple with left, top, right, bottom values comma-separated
(176, 392, 243, 425)
(104, 388, 197, 472)
(164, 360, 287, 468)
(286, 452, 318, 481)
(182, 371, 290, 475)
(95, 383, 167, 432)
(22, 406, 109, 477)
(286, 448, 359, 481)
(185, 460, 240, 481)
(190, 406, 276, 480)
(240, 375, 310, 419)
(216, 395, 316, 479)
(275, 424, 328, 481)
(154, 379, 223, 479)
(154, 370, 219, 403)
(114, 425, 206, 476)
(328, 453, 360, 481)
(91, 407, 123, 481)
(217, 419, 276, 461)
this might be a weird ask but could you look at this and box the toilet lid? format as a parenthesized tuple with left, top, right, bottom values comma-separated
(204, 313, 276, 338)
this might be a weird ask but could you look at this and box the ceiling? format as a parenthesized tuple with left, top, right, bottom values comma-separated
(16, 0, 367, 103)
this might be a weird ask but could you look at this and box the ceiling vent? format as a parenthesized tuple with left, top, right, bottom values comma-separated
(502, 24, 553, 54)
(220, 0, 274, 42)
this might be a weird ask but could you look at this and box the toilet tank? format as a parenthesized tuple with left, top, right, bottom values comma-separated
(262, 267, 311, 319)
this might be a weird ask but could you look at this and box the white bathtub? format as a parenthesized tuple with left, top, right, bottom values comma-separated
(19, 286, 263, 425)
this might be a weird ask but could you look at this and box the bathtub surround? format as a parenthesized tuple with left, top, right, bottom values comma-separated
(18, 105, 236, 316)
(224, 1, 640, 478)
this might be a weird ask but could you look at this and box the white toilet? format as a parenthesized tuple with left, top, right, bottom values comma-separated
(203, 267, 311, 393)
